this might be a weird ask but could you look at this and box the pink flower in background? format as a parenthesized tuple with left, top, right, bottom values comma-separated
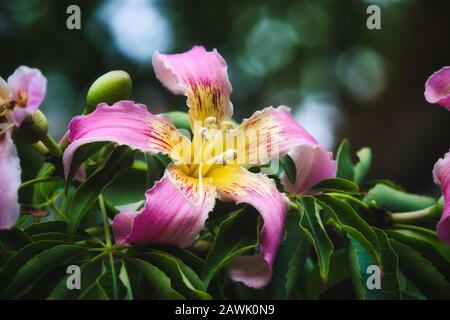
(433, 151, 450, 244)
(63, 46, 336, 288)
(0, 66, 47, 229)
(425, 66, 450, 110)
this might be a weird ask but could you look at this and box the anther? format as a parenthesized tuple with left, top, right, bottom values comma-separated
(198, 127, 211, 141)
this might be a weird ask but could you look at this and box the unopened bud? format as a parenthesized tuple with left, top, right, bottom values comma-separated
(14, 110, 48, 144)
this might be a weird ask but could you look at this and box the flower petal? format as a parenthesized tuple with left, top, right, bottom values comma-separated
(63, 100, 186, 178)
(433, 150, 450, 244)
(0, 131, 21, 229)
(281, 144, 337, 194)
(112, 165, 216, 247)
(207, 165, 288, 288)
(425, 66, 450, 110)
(7, 66, 47, 126)
(237, 106, 336, 192)
(152, 46, 233, 125)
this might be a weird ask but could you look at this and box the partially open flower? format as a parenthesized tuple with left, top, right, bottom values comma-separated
(425, 66, 450, 110)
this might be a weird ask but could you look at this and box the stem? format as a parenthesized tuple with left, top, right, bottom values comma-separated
(99, 195, 118, 299)
(19, 176, 60, 190)
(41, 133, 62, 157)
(32, 141, 49, 155)
(389, 205, 439, 224)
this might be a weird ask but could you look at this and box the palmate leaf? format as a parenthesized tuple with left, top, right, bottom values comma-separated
(32, 162, 63, 205)
(142, 251, 211, 300)
(67, 145, 136, 239)
(202, 206, 259, 287)
(389, 240, 450, 299)
(311, 178, 360, 194)
(0, 227, 32, 251)
(298, 197, 334, 283)
(2, 244, 86, 299)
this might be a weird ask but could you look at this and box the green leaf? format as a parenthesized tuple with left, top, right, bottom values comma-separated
(32, 163, 63, 205)
(145, 251, 210, 299)
(268, 208, 310, 299)
(311, 178, 360, 194)
(49, 259, 103, 300)
(354, 148, 372, 186)
(68, 146, 136, 238)
(345, 229, 401, 300)
(129, 258, 184, 300)
(0, 227, 32, 251)
(25, 221, 90, 240)
(96, 260, 126, 300)
(389, 240, 450, 299)
(298, 197, 334, 283)
(3, 244, 86, 298)
(317, 195, 380, 263)
(279, 155, 296, 184)
(65, 141, 110, 187)
(336, 139, 372, 185)
(202, 207, 259, 287)
(119, 261, 133, 300)
(385, 229, 450, 281)
(146, 154, 163, 189)
(103, 162, 147, 206)
(364, 184, 436, 211)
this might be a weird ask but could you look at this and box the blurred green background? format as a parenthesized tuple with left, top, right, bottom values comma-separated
(1, 0, 450, 196)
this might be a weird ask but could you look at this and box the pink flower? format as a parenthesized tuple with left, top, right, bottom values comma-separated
(0, 66, 47, 229)
(433, 151, 450, 244)
(425, 66, 450, 110)
(63, 46, 336, 288)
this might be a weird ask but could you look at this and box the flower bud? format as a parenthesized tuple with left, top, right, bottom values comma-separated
(165, 111, 191, 132)
(14, 110, 48, 144)
(86, 70, 132, 113)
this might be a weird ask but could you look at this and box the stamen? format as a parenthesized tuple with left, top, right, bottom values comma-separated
(198, 127, 211, 141)
(207, 149, 237, 165)
(220, 120, 235, 130)
(204, 116, 217, 127)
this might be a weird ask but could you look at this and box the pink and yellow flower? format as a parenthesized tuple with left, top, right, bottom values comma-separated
(63, 46, 336, 288)
(0, 66, 47, 229)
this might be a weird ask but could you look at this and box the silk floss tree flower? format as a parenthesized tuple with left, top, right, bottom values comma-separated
(0, 66, 47, 229)
(425, 66, 450, 244)
(63, 46, 337, 288)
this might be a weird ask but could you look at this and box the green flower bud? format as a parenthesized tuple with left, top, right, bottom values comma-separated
(14, 110, 49, 144)
(165, 111, 191, 132)
(86, 70, 132, 113)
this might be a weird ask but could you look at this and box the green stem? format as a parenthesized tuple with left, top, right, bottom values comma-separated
(32, 141, 49, 155)
(389, 203, 441, 223)
(19, 176, 60, 190)
(99, 195, 118, 299)
(41, 133, 62, 157)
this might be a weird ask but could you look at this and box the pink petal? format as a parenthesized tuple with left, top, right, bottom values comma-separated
(0, 131, 21, 229)
(281, 144, 337, 194)
(238, 106, 337, 193)
(433, 150, 450, 244)
(208, 165, 288, 288)
(63, 100, 186, 178)
(425, 66, 450, 110)
(7, 66, 47, 126)
(112, 165, 216, 247)
(152, 46, 233, 125)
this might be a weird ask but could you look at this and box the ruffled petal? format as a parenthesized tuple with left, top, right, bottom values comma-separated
(236, 106, 336, 193)
(112, 165, 216, 247)
(207, 165, 288, 288)
(0, 131, 21, 229)
(281, 144, 337, 194)
(152, 46, 233, 126)
(63, 100, 187, 178)
(7, 66, 47, 126)
(424, 66, 450, 110)
(433, 150, 450, 244)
